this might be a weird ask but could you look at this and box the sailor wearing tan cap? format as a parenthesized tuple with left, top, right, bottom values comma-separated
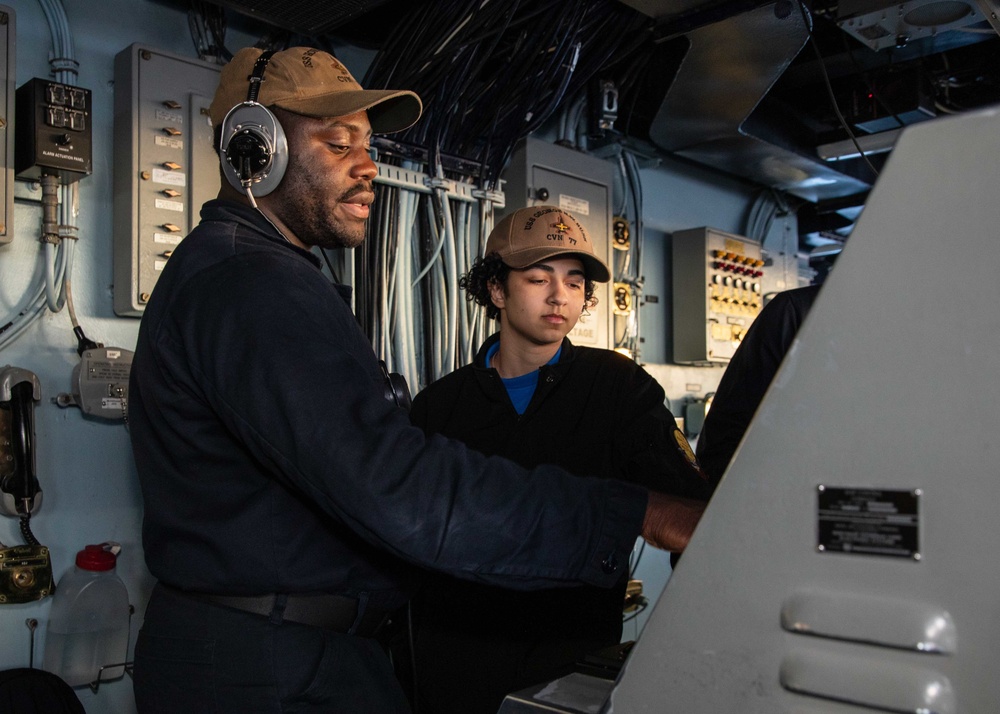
(129, 47, 705, 713)
(408, 206, 712, 714)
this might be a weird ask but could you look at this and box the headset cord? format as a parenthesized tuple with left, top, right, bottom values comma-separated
(243, 183, 258, 209)
(245, 186, 293, 246)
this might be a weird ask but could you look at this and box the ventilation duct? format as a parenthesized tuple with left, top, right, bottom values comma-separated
(622, 0, 874, 202)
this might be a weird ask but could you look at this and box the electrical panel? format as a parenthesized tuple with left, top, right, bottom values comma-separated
(55, 347, 134, 421)
(672, 226, 765, 364)
(0, 5, 14, 244)
(113, 45, 222, 316)
(501, 138, 614, 350)
(15, 78, 93, 183)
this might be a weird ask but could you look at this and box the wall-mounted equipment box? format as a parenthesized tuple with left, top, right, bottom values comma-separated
(113, 44, 222, 316)
(0, 5, 12, 244)
(501, 138, 614, 350)
(672, 226, 765, 364)
(15, 78, 93, 183)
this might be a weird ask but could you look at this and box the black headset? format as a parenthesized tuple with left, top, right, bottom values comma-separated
(219, 50, 289, 197)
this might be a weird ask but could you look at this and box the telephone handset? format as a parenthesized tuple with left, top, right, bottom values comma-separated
(0, 367, 42, 517)
(0, 366, 52, 603)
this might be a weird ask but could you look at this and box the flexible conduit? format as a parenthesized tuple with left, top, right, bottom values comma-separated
(0, 0, 78, 352)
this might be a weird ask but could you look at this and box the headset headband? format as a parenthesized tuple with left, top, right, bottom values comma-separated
(246, 50, 276, 105)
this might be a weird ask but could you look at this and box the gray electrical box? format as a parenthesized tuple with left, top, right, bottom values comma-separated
(113, 45, 222, 316)
(0, 5, 14, 244)
(501, 138, 614, 350)
(15, 78, 93, 183)
(55, 347, 134, 421)
(672, 226, 765, 364)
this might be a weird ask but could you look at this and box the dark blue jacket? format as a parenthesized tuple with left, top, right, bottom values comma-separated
(128, 200, 647, 612)
(407, 333, 711, 713)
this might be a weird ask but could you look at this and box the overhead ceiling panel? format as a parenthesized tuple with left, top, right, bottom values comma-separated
(203, 0, 392, 36)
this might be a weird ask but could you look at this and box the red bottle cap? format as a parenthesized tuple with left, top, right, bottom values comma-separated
(75, 544, 117, 571)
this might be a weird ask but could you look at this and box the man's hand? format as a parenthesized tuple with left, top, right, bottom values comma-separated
(641, 491, 706, 552)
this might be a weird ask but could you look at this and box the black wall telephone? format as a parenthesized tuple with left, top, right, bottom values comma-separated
(0, 367, 54, 603)
(0, 367, 42, 517)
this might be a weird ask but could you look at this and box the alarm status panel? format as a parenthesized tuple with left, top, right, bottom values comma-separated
(673, 227, 765, 364)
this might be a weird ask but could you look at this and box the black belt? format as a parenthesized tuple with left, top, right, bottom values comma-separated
(163, 585, 391, 637)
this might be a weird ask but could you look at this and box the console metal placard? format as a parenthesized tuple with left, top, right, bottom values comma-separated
(817, 486, 920, 559)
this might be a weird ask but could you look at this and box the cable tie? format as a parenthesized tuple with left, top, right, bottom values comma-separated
(59, 224, 80, 240)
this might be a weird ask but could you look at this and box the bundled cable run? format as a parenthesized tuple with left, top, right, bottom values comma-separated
(366, 0, 649, 189)
(357, 0, 652, 390)
(188, 0, 232, 63)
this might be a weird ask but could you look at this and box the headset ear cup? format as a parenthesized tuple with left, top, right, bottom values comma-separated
(218, 103, 288, 197)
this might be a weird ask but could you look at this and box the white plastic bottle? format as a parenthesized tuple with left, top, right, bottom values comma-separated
(42, 543, 131, 688)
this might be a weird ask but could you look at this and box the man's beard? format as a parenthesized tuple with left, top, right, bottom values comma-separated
(274, 168, 371, 250)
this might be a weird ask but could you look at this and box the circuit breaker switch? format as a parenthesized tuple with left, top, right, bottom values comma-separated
(162, 100, 181, 109)
(46, 106, 66, 127)
(46, 83, 67, 105)
(161, 161, 181, 171)
(68, 88, 87, 109)
(161, 126, 181, 136)
(160, 223, 181, 233)
(160, 188, 180, 198)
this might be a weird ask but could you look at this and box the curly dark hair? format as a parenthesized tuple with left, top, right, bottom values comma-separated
(460, 252, 598, 321)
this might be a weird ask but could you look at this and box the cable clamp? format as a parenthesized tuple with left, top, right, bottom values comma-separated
(471, 189, 505, 208)
(423, 176, 455, 192)
(49, 57, 80, 76)
(40, 225, 78, 245)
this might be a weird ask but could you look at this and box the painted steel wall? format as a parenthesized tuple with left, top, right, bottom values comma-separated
(1, 3, 791, 711)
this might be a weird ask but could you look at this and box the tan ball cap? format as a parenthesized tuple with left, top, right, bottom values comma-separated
(485, 206, 611, 283)
(209, 46, 422, 134)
